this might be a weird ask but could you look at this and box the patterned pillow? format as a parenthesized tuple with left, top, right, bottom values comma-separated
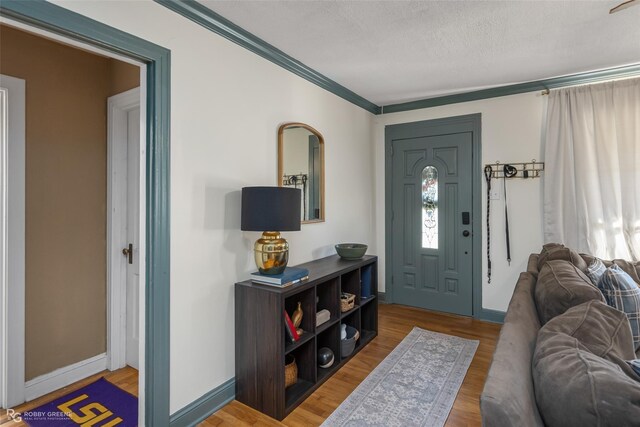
(597, 264, 640, 350)
(586, 258, 607, 286)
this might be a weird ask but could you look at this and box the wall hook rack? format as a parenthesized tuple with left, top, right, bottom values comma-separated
(485, 159, 545, 179)
(281, 173, 308, 186)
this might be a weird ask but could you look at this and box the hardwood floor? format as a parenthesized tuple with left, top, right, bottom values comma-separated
(0, 367, 137, 427)
(206, 303, 501, 426)
(0, 303, 501, 427)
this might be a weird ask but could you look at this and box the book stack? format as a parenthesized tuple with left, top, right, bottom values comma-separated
(251, 267, 309, 287)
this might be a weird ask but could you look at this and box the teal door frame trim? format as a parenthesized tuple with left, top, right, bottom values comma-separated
(385, 114, 483, 318)
(381, 63, 640, 114)
(0, 1, 171, 425)
(154, 0, 381, 115)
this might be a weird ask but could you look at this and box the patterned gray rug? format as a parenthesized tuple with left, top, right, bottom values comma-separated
(321, 327, 479, 427)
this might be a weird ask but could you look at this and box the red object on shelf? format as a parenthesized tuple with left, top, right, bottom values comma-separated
(284, 310, 300, 341)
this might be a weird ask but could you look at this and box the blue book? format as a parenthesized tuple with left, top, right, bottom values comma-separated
(251, 267, 309, 286)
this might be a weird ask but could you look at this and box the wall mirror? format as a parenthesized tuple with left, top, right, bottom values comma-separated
(278, 123, 325, 223)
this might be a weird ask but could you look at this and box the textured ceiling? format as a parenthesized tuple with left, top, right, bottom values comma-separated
(199, 0, 640, 106)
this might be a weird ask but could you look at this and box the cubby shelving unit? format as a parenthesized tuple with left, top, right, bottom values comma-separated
(235, 254, 378, 420)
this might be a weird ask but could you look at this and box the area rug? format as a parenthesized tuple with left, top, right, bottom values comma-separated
(322, 327, 479, 427)
(22, 377, 137, 426)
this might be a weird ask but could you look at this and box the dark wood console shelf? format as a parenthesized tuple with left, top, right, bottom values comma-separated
(235, 255, 378, 420)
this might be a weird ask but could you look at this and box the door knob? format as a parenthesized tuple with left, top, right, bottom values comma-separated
(462, 230, 470, 237)
(122, 243, 133, 264)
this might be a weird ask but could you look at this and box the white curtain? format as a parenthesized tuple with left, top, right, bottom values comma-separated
(544, 77, 640, 261)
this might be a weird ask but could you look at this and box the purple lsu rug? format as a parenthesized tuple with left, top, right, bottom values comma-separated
(21, 377, 137, 426)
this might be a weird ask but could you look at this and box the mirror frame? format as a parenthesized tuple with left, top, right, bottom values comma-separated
(278, 122, 325, 224)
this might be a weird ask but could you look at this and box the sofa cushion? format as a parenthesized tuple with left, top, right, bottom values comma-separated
(533, 301, 640, 427)
(538, 248, 587, 272)
(597, 264, 640, 351)
(585, 257, 607, 285)
(537, 243, 565, 271)
(534, 260, 605, 324)
(537, 246, 587, 272)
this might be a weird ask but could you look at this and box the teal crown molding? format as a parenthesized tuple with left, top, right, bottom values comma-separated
(153, 0, 381, 115)
(381, 63, 640, 114)
(0, 1, 172, 425)
(155, 0, 640, 116)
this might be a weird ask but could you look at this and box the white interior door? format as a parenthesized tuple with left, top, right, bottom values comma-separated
(125, 107, 140, 369)
(107, 88, 140, 372)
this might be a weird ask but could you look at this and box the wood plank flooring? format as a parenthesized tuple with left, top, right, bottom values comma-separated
(206, 303, 501, 426)
(1, 303, 501, 426)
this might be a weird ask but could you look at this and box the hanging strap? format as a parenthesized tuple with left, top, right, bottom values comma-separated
(503, 165, 517, 265)
(484, 165, 493, 283)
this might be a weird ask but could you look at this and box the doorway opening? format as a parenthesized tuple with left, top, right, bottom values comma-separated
(0, 22, 144, 418)
(0, 2, 170, 424)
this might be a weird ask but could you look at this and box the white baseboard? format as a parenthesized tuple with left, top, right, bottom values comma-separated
(24, 353, 108, 402)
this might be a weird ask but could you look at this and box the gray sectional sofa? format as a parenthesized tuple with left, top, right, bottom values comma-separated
(480, 246, 640, 427)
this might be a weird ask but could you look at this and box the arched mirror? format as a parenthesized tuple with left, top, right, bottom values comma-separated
(278, 123, 325, 223)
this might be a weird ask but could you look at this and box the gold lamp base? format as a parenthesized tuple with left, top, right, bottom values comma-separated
(254, 231, 289, 275)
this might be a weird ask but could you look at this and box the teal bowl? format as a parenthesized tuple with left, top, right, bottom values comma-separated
(335, 243, 367, 260)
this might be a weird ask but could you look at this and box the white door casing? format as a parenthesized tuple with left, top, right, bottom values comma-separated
(125, 107, 141, 369)
(0, 74, 26, 409)
(107, 88, 141, 371)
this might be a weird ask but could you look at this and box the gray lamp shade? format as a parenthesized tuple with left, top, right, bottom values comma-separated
(241, 187, 301, 231)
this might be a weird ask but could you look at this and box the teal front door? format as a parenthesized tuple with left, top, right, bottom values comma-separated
(389, 121, 475, 316)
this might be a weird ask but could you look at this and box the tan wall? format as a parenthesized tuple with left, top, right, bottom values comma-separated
(108, 58, 140, 95)
(0, 25, 139, 380)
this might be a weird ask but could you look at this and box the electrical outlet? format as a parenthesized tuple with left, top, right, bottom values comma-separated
(490, 189, 501, 200)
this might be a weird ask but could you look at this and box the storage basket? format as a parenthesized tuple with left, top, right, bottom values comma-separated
(341, 292, 355, 312)
(341, 325, 359, 357)
(284, 355, 297, 388)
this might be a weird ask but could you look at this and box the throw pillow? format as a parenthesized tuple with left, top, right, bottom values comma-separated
(534, 260, 605, 325)
(629, 359, 640, 378)
(586, 258, 607, 286)
(581, 255, 640, 285)
(597, 264, 640, 351)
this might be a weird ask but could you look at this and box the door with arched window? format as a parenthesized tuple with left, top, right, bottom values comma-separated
(389, 120, 475, 316)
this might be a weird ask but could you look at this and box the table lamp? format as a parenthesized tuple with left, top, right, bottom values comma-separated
(241, 186, 301, 275)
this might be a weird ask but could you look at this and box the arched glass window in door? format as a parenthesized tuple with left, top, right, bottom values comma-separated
(422, 166, 438, 249)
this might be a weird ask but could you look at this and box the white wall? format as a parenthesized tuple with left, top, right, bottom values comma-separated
(373, 92, 548, 311)
(52, 0, 374, 414)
